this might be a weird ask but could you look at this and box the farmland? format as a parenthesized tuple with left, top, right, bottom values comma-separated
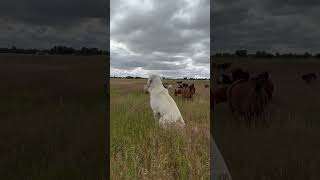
(110, 78, 210, 179)
(0, 54, 107, 179)
(213, 58, 320, 179)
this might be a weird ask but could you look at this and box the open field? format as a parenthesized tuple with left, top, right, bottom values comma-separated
(110, 78, 210, 179)
(0, 54, 107, 179)
(213, 58, 320, 179)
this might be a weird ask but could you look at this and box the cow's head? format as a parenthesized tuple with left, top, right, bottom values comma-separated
(254, 72, 272, 91)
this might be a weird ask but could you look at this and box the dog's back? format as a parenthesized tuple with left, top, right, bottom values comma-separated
(150, 88, 184, 123)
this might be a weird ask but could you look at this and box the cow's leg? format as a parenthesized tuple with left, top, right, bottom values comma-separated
(245, 113, 251, 128)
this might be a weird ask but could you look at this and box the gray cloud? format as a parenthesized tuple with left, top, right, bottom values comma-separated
(111, 0, 210, 78)
(0, 0, 108, 49)
(212, 0, 320, 54)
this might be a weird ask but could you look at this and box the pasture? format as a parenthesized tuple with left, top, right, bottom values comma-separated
(110, 78, 210, 179)
(0, 54, 107, 179)
(213, 58, 320, 179)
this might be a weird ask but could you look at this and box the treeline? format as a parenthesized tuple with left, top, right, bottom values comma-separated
(0, 46, 109, 55)
(212, 50, 320, 58)
(111, 76, 209, 80)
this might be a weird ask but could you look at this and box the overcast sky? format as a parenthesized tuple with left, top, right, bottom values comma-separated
(111, 0, 210, 79)
(212, 0, 320, 54)
(0, 0, 108, 49)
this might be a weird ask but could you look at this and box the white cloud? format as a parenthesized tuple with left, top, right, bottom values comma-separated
(110, 0, 209, 78)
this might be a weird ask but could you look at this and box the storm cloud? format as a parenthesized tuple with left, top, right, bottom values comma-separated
(212, 0, 320, 54)
(0, 0, 108, 49)
(111, 0, 210, 78)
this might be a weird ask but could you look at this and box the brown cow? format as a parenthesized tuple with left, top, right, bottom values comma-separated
(213, 86, 228, 104)
(204, 84, 209, 88)
(231, 68, 250, 81)
(257, 72, 274, 100)
(301, 73, 317, 83)
(174, 87, 182, 96)
(218, 74, 233, 84)
(227, 72, 273, 124)
(181, 86, 193, 98)
(217, 63, 232, 71)
(189, 84, 196, 94)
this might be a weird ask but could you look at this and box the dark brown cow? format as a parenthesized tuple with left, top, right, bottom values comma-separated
(204, 84, 209, 88)
(217, 63, 232, 71)
(211, 62, 217, 68)
(189, 84, 196, 94)
(213, 86, 228, 104)
(227, 72, 274, 122)
(175, 84, 195, 98)
(182, 83, 189, 87)
(218, 74, 233, 84)
(174, 87, 182, 96)
(231, 68, 250, 81)
(301, 73, 317, 83)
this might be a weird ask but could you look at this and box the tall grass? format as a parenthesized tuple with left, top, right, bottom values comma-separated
(0, 55, 107, 179)
(110, 79, 210, 179)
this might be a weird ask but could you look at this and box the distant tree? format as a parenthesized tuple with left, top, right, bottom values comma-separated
(255, 51, 274, 58)
(214, 53, 222, 57)
(303, 52, 312, 58)
(222, 52, 232, 57)
(235, 50, 248, 57)
(50, 46, 75, 55)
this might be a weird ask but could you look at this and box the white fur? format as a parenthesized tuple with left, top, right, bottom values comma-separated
(143, 84, 149, 94)
(147, 74, 185, 127)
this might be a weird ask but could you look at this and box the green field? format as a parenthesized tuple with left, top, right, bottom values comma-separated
(110, 78, 210, 179)
(213, 58, 320, 179)
(0, 54, 107, 179)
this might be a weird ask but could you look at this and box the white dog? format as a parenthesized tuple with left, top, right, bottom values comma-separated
(146, 74, 185, 128)
(143, 84, 149, 94)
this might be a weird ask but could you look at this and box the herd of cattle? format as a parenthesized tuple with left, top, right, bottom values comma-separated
(144, 79, 210, 99)
(212, 63, 274, 122)
(212, 62, 319, 124)
(142, 62, 318, 124)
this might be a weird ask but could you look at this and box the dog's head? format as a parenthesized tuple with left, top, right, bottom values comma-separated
(147, 74, 163, 91)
